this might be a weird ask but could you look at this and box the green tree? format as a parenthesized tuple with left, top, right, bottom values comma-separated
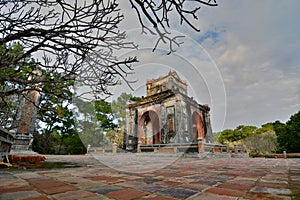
(0, 43, 36, 129)
(217, 125, 258, 144)
(106, 129, 124, 148)
(94, 100, 116, 130)
(112, 93, 132, 125)
(111, 93, 141, 126)
(247, 122, 277, 155)
(274, 111, 300, 153)
(32, 79, 87, 155)
(73, 98, 106, 148)
(217, 129, 235, 144)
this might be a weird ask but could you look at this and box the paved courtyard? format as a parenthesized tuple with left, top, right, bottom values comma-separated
(0, 154, 300, 200)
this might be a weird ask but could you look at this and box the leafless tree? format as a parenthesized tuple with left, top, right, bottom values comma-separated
(0, 0, 218, 100)
(130, 0, 218, 53)
(0, 0, 137, 100)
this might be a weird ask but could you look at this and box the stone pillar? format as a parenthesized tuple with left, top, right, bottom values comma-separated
(112, 143, 117, 153)
(197, 137, 204, 152)
(234, 143, 238, 153)
(137, 141, 142, 153)
(133, 109, 138, 152)
(224, 142, 229, 153)
(87, 144, 91, 154)
(283, 151, 287, 159)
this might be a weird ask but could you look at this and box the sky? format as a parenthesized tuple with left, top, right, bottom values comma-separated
(112, 1, 300, 132)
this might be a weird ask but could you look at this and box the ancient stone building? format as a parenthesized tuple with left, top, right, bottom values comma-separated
(125, 70, 213, 151)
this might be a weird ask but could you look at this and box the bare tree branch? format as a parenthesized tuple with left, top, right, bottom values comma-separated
(0, 0, 137, 99)
(129, 0, 218, 53)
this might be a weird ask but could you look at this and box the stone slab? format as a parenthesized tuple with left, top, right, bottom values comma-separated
(0, 155, 299, 200)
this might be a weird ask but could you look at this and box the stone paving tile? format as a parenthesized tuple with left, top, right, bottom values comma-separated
(167, 177, 196, 183)
(16, 172, 45, 180)
(138, 185, 168, 193)
(250, 186, 291, 195)
(218, 181, 254, 190)
(24, 196, 49, 200)
(0, 179, 29, 189)
(180, 183, 207, 191)
(230, 176, 258, 182)
(0, 186, 34, 193)
(27, 177, 79, 195)
(189, 179, 218, 186)
(189, 192, 237, 200)
(76, 180, 108, 190)
(88, 185, 124, 195)
(105, 189, 149, 200)
(0, 172, 17, 179)
(206, 187, 246, 197)
(155, 180, 182, 187)
(261, 177, 289, 184)
(114, 180, 148, 189)
(41, 185, 79, 195)
(136, 177, 161, 184)
(52, 190, 97, 200)
(27, 178, 66, 188)
(157, 187, 198, 199)
(142, 194, 177, 200)
(79, 194, 113, 200)
(88, 176, 124, 183)
(1, 156, 300, 200)
(56, 176, 92, 184)
(23, 196, 51, 200)
(117, 174, 143, 181)
(256, 181, 289, 189)
(0, 190, 42, 200)
(244, 192, 292, 200)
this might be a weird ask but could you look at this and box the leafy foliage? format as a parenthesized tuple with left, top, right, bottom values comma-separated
(217, 123, 277, 155)
(94, 100, 117, 130)
(0, 43, 36, 129)
(274, 110, 300, 153)
(106, 129, 124, 148)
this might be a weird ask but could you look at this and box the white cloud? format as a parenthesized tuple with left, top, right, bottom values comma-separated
(117, 1, 300, 131)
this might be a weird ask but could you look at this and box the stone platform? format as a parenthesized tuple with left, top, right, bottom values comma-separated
(0, 154, 299, 199)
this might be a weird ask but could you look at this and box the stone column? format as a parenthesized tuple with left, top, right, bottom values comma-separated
(112, 143, 117, 153)
(137, 141, 142, 153)
(234, 143, 238, 153)
(198, 137, 204, 152)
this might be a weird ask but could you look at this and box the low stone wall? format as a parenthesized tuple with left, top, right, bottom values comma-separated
(138, 139, 247, 155)
(8, 155, 46, 168)
(254, 152, 300, 158)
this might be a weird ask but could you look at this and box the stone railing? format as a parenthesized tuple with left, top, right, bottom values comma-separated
(86, 138, 247, 155)
(138, 142, 199, 153)
(86, 144, 120, 154)
(0, 127, 15, 158)
(138, 137, 247, 154)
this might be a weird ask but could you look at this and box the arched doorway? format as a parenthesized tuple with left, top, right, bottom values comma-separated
(192, 111, 204, 142)
(139, 111, 160, 144)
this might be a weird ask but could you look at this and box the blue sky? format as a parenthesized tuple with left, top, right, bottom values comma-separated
(115, 1, 300, 132)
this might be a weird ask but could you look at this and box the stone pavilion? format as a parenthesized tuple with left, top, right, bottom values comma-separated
(124, 70, 214, 151)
